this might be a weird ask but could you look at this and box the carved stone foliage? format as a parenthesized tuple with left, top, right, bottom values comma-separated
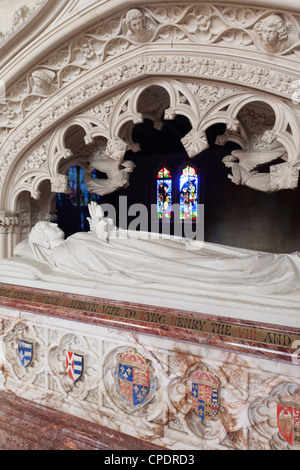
(1, 2, 300, 152)
(168, 361, 248, 448)
(20, 139, 49, 174)
(222, 152, 300, 193)
(3, 321, 46, 383)
(249, 381, 300, 450)
(0, 0, 46, 45)
(49, 333, 99, 400)
(219, 99, 300, 192)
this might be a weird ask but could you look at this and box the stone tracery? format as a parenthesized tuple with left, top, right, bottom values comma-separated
(1, 3, 300, 149)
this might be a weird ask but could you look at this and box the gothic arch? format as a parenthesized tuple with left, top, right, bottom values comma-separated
(7, 77, 300, 204)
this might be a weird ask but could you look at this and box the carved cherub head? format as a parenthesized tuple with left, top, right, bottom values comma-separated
(254, 14, 288, 51)
(124, 8, 152, 43)
(30, 69, 56, 96)
(125, 9, 144, 31)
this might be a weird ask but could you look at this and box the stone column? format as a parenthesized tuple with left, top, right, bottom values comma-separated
(0, 214, 19, 260)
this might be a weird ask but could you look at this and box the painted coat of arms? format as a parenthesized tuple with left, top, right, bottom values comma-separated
(277, 404, 300, 447)
(65, 351, 84, 383)
(191, 370, 220, 421)
(18, 340, 33, 368)
(114, 349, 156, 411)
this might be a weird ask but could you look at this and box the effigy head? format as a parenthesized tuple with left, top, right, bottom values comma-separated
(29, 221, 65, 248)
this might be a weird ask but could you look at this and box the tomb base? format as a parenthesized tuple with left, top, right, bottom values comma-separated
(0, 282, 299, 450)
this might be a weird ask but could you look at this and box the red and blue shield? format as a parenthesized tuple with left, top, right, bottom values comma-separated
(191, 370, 220, 421)
(66, 351, 84, 383)
(114, 350, 156, 409)
(18, 340, 33, 368)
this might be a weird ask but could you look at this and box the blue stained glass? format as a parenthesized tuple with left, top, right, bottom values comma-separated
(68, 166, 99, 207)
(57, 166, 101, 232)
(180, 166, 199, 220)
(157, 168, 172, 219)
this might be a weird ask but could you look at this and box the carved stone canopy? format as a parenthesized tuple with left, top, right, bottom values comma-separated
(5, 78, 299, 212)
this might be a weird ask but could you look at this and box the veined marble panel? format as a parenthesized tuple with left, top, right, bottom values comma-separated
(0, 284, 300, 450)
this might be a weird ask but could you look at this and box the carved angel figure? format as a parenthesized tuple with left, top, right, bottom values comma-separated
(85, 153, 136, 196)
(123, 8, 153, 43)
(222, 149, 298, 193)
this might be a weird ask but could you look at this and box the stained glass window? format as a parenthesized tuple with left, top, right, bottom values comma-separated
(179, 166, 199, 220)
(67, 166, 100, 208)
(56, 166, 100, 233)
(157, 167, 172, 219)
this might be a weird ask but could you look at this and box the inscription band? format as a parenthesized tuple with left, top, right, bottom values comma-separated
(0, 286, 299, 349)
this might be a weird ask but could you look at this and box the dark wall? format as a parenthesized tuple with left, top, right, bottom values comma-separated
(120, 117, 300, 253)
(199, 145, 300, 253)
(59, 116, 300, 254)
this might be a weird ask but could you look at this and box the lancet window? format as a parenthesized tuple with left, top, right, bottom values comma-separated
(179, 166, 199, 220)
(157, 167, 173, 219)
(156, 166, 199, 221)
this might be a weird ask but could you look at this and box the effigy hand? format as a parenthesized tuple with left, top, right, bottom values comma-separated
(87, 201, 105, 233)
(96, 218, 112, 243)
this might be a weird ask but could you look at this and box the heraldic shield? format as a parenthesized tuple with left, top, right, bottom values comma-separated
(191, 370, 220, 422)
(18, 340, 33, 368)
(114, 349, 156, 410)
(65, 351, 84, 383)
(277, 404, 300, 447)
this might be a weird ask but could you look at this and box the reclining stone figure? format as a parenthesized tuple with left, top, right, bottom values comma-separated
(1, 202, 300, 316)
